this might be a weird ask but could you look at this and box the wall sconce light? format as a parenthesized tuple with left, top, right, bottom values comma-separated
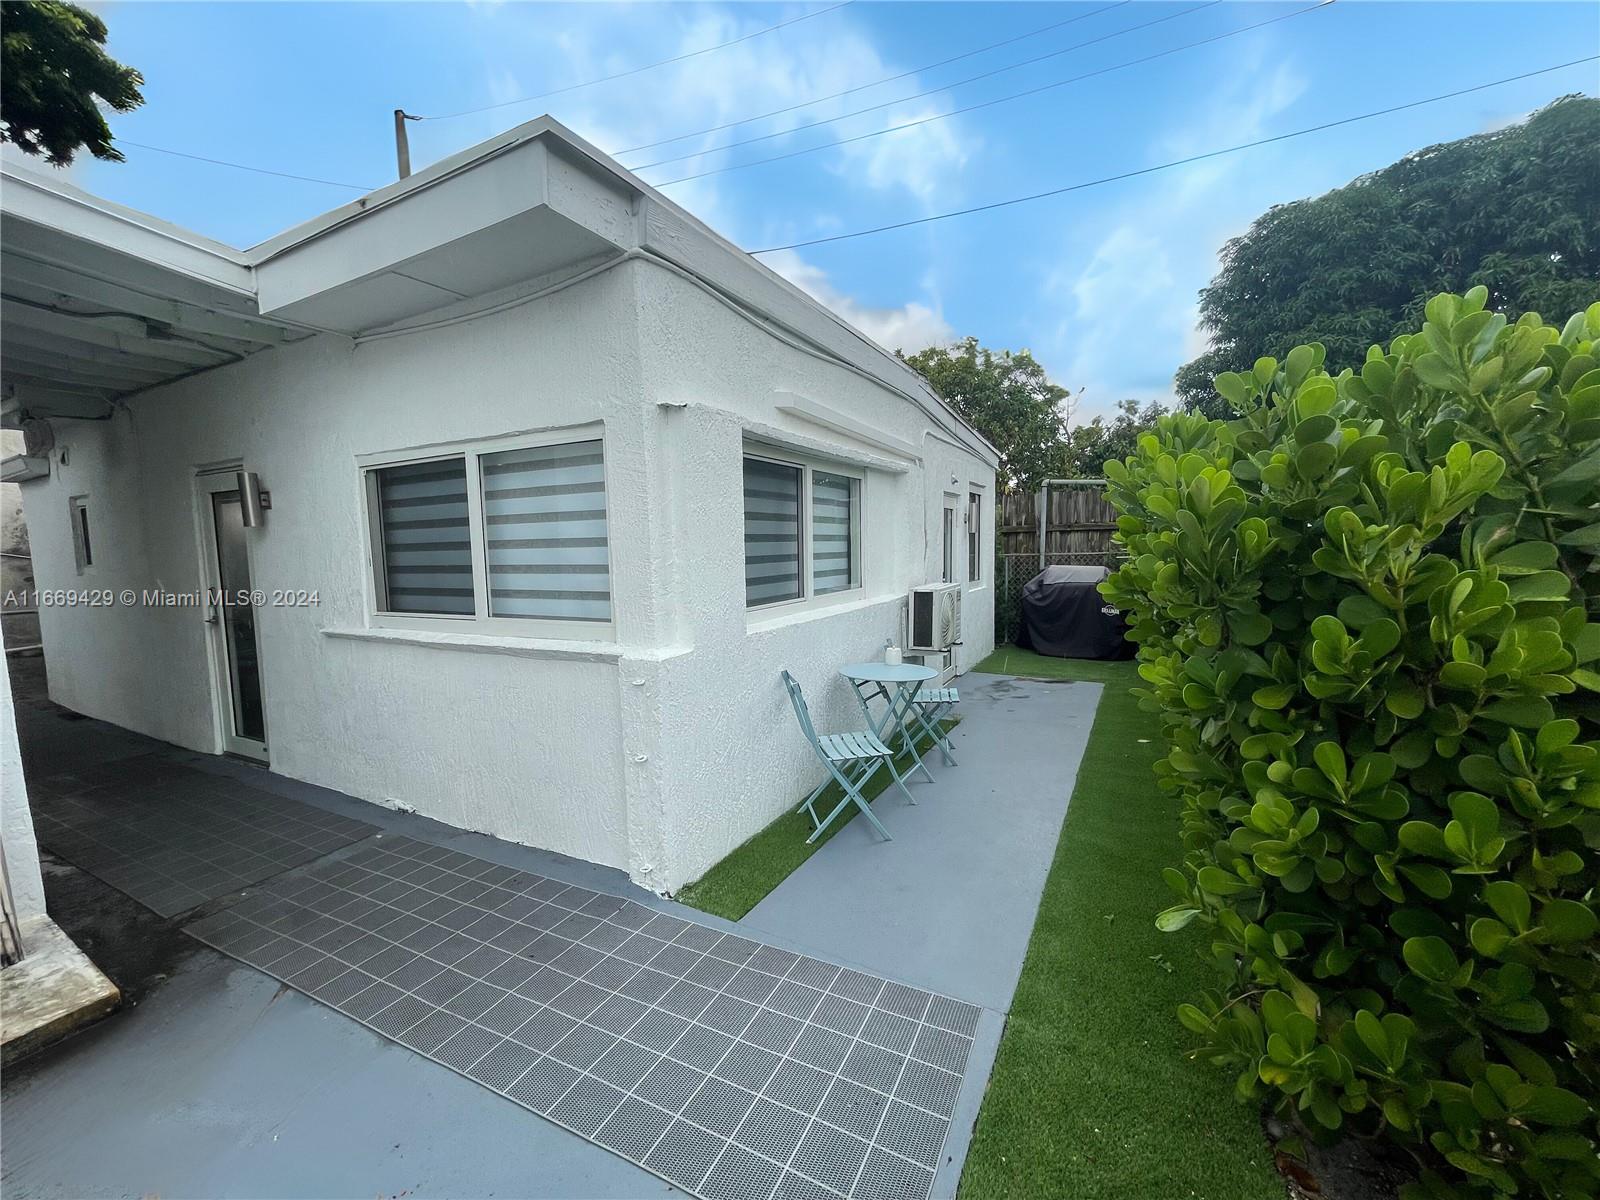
(237, 470, 271, 527)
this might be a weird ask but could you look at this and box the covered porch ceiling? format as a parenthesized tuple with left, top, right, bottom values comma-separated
(1, 167, 313, 423)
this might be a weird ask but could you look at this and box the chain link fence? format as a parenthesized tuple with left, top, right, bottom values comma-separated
(994, 550, 1121, 645)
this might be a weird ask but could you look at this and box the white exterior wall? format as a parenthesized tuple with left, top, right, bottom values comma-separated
(23, 267, 650, 874)
(18, 255, 995, 893)
(631, 264, 996, 891)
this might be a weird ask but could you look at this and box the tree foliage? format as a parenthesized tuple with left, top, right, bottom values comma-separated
(1064, 398, 1167, 479)
(904, 338, 1164, 488)
(1103, 290, 1600, 1199)
(1, 0, 142, 165)
(904, 337, 1074, 489)
(1176, 96, 1600, 415)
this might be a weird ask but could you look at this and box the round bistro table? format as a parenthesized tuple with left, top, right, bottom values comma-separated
(839, 661, 938, 783)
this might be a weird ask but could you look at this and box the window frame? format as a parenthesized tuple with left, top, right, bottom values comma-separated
(941, 497, 957, 584)
(742, 446, 865, 615)
(69, 495, 93, 575)
(358, 424, 615, 640)
(967, 489, 983, 585)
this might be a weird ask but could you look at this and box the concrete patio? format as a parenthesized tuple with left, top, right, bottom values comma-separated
(1, 657, 1098, 1199)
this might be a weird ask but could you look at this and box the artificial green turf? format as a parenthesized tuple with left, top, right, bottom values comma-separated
(972, 643, 1138, 685)
(958, 650, 1283, 1200)
(674, 721, 955, 921)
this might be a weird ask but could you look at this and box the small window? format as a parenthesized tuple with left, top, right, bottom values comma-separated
(373, 457, 474, 615)
(942, 503, 956, 584)
(365, 433, 612, 630)
(744, 451, 864, 609)
(812, 471, 860, 596)
(743, 458, 803, 606)
(480, 439, 610, 622)
(967, 490, 982, 583)
(69, 496, 92, 573)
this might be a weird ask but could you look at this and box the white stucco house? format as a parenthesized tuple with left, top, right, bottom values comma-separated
(0, 118, 998, 894)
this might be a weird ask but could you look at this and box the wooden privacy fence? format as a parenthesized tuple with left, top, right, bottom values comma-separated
(993, 480, 1121, 644)
(997, 480, 1119, 559)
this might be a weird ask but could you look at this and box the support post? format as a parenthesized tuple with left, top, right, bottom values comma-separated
(1037, 482, 1048, 572)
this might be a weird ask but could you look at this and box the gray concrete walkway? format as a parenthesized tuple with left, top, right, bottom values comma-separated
(739, 672, 1100, 1199)
(742, 673, 1100, 1013)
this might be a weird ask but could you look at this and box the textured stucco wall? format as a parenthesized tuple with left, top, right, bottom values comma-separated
(631, 262, 997, 892)
(22, 266, 647, 873)
(17, 255, 995, 892)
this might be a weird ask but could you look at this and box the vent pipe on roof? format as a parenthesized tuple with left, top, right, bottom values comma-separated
(393, 110, 419, 180)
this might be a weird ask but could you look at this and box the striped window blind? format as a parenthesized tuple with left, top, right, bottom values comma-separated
(375, 458, 474, 614)
(480, 440, 611, 622)
(812, 471, 858, 595)
(744, 457, 803, 606)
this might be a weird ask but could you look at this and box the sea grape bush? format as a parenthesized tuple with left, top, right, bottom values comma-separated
(1100, 290, 1600, 1198)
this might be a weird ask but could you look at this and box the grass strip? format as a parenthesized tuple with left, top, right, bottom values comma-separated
(958, 646, 1282, 1200)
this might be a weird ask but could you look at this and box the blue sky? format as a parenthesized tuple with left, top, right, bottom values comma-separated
(32, 1, 1600, 422)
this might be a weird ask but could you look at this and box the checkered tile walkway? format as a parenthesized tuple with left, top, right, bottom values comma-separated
(187, 835, 978, 1200)
(30, 754, 378, 917)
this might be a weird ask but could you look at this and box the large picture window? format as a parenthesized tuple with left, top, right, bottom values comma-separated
(365, 432, 612, 632)
(743, 450, 862, 610)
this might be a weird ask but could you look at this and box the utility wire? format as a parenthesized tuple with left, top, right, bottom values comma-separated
(414, 1, 855, 121)
(631, 0, 1224, 172)
(614, 0, 1131, 157)
(119, 140, 375, 190)
(749, 57, 1600, 255)
(653, 0, 1331, 187)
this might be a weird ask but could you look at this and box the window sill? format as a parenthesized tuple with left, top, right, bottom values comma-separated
(746, 591, 899, 635)
(323, 626, 623, 663)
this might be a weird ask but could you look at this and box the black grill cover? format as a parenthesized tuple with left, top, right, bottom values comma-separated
(1016, 565, 1135, 659)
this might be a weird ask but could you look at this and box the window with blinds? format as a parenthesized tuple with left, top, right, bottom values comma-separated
(743, 451, 863, 609)
(812, 471, 858, 595)
(743, 457, 804, 607)
(480, 440, 611, 622)
(968, 490, 982, 583)
(374, 458, 474, 614)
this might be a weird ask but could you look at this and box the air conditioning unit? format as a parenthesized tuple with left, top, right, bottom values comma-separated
(908, 583, 962, 652)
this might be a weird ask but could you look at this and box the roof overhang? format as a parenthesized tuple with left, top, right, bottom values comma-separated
(1, 165, 308, 421)
(249, 123, 642, 333)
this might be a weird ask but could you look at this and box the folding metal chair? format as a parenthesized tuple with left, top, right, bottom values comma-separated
(781, 671, 917, 844)
(909, 685, 960, 766)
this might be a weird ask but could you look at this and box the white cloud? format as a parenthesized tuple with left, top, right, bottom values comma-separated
(829, 107, 972, 208)
(1038, 54, 1309, 421)
(437, 1, 976, 224)
(434, 4, 966, 359)
(765, 249, 954, 354)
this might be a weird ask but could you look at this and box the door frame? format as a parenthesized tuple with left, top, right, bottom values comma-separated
(194, 466, 269, 762)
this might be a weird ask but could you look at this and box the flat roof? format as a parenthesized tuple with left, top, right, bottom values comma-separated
(0, 119, 998, 462)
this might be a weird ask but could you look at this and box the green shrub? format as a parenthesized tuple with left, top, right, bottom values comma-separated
(1100, 289, 1600, 1199)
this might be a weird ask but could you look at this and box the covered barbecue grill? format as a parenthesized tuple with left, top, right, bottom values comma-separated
(1016, 564, 1135, 660)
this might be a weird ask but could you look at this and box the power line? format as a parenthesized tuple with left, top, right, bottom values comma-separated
(649, 0, 1330, 186)
(749, 57, 1600, 255)
(630, 0, 1222, 172)
(414, 1, 856, 122)
(119, 140, 375, 190)
(614, 0, 1132, 157)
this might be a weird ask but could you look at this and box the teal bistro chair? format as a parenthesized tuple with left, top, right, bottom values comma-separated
(910, 685, 960, 766)
(781, 670, 917, 844)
